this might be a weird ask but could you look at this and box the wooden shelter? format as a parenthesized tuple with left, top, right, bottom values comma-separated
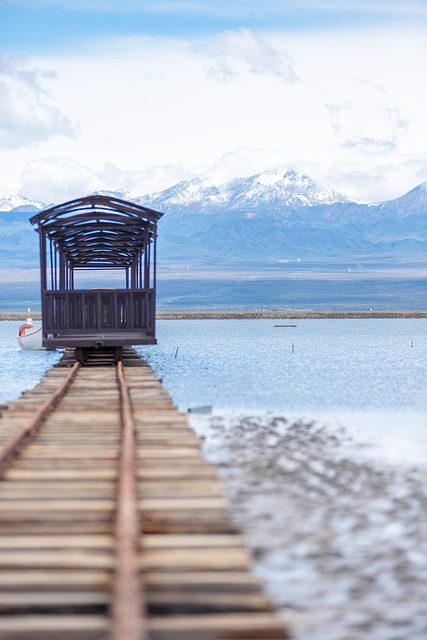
(30, 194, 163, 350)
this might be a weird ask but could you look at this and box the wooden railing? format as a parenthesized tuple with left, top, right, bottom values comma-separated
(43, 289, 155, 339)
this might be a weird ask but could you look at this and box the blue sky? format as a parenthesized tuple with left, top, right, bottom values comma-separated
(2, 0, 425, 51)
(1, 0, 427, 202)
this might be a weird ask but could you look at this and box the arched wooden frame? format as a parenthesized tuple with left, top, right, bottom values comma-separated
(30, 195, 163, 348)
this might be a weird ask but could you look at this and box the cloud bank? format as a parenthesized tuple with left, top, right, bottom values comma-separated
(0, 15, 426, 203)
(0, 54, 75, 149)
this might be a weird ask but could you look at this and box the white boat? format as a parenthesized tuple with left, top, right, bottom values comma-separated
(17, 309, 44, 350)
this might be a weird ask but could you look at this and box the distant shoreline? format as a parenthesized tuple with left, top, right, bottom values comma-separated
(157, 310, 427, 319)
(1, 309, 426, 321)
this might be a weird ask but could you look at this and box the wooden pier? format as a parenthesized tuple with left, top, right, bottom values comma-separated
(0, 349, 288, 639)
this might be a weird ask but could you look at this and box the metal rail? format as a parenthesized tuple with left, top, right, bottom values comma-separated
(111, 360, 146, 640)
(0, 361, 80, 478)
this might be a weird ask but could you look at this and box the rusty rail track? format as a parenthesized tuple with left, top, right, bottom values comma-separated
(112, 360, 146, 640)
(0, 348, 288, 639)
(0, 361, 80, 477)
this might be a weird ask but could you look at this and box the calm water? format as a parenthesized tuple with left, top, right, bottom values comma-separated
(0, 321, 61, 404)
(136, 318, 426, 412)
(136, 318, 427, 465)
(1, 318, 426, 463)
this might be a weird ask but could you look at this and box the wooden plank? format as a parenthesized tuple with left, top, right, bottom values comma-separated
(0, 615, 108, 639)
(0, 487, 114, 499)
(144, 570, 260, 594)
(18, 450, 119, 459)
(139, 481, 225, 498)
(0, 534, 113, 549)
(1, 569, 261, 593)
(0, 499, 115, 510)
(6, 461, 118, 469)
(140, 547, 250, 571)
(141, 520, 238, 534)
(148, 612, 288, 639)
(136, 458, 209, 468)
(0, 550, 113, 570)
(137, 467, 217, 480)
(0, 523, 113, 535)
(136, 447, 203, 458)
(0, 510, 113, 523)
(147, 591, 273, 614)
(4, 469, 117, 480)
(142, 534, 245, 549)
(0, 570, 112, 592)
(0, 591, 109, 610)
(0, 480, 115, 489)
(139, 497, 228, 510)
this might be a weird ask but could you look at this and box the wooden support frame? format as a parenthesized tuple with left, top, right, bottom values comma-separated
(30, 195, 163, 349)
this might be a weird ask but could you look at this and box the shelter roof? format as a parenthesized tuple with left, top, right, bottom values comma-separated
(30, 194, 164, 268)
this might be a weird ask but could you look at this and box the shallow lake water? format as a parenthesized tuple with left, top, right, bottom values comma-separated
(0, 320, 61, 404)
(137, 318, 425, 411)
(1, 317, 426, 464)
(136, 318, 427, 466)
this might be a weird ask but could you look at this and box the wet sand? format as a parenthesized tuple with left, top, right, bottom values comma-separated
(191, 413, 427, 640)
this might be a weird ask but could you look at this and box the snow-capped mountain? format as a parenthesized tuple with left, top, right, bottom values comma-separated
(223, 168, 350, 208)
(379, 181, 427, 217)
(135, 168, 350, 213)
(133, 178, 225, 212)
(0, 168, 425, 309)
(0, 167, 425, 272)
(89, 189, 132, 200)
(2, 167, 422, 217)
(0, 194, 46, 212)
(0, 191, 132, 214)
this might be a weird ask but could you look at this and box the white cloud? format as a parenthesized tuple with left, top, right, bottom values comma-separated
(194, 28, 298, 84)
(19, 156, 193, 202)
(326, 102, 353, 133)
(0, 54, 75, 149)
(1, 22, 426, 202)
(20, 157, 93, 202)
(96, 162, 191, 196)
(16, 145, 427, 205)
(323, 152, 427, 202)
(325, 80, 410, 155)
(196, 147, 294, 185)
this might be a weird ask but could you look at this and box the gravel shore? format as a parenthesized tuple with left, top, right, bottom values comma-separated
(157, 310, 427, 320)
(1, 309, 426, 321)
(191, 413, 427, 640)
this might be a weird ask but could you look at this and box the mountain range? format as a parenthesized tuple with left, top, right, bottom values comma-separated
(1, 167, 426, 309)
